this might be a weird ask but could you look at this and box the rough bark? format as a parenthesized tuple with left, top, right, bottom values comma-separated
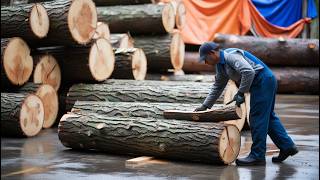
(102, 79, 213, 87)
(93, 0, 153, 6)
(1, 93, 44, 137)
(214, 34, 319, 66)
(110, 34, 134, 48)
(58, 113, 240, 164)
(183, 51, 215, 73)
(1, 0, 11, 6)
(66, 82, 224, 111)
(71, 101, 225, 120)
(146, 73, 215, 82)
(97, 4, 169, 34)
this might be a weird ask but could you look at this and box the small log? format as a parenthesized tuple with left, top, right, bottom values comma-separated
(111, 48, 147, 80)
(1, 3, 49, 40)
(1, 38, 33, 87)
(134, 31, 185, 71)
(183, 51, 215, 73)
(163, 105, 242, 122)
(1, 93, 44, 137)
(32, 54, 61, 91)
(28, 0, 97, 47)
(110, 33, 134, 48)
(1, 83, 59, 128)
(223, 80, 250, 131)
(71, 101, 225, 119)
(92, 22, 110, 40)
(213, 34, 319, 66)
(66, 81, 224, 111)
(58, 113, 241, 164)
(97, 3, 175, 34)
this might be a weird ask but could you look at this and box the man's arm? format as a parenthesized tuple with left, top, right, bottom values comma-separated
(202, 65, 229, 109)
(226, 53, 255, 93)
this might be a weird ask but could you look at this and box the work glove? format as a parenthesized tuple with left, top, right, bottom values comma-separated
(194, 104, 208, 112)
(233, 91, 245, 107)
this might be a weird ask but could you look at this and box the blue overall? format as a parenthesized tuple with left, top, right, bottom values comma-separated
(224, 49, 295, 160)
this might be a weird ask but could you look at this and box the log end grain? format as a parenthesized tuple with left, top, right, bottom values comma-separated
(175, 1, 186, 29)
(35, 84, 59, 128)
(219, 125, 241, 164)
(20, 94, 45, 137)
(93, 22, 110, 40)
(132, 48, 147, 80)
(170, 31, 185, 70)
(2, 37, 33, 86)
(162, 2, 175, 33)
(30, 3, 49, 38)
(89, 38, 115, 81)
(68, 0, 97, 44)
(33, 54, 61, 91)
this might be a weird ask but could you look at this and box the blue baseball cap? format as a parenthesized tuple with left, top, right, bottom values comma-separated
(199, 42, 219, 62)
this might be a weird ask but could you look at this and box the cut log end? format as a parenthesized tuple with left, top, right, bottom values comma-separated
(223, 80, 247, 131)
(30, 4, 49, 38)
(162, 2, 176, 33)
(68, 0, 97, 44)
(132, 48, 147, 80)
(3, 38, 33, 86)
(93, 22, 110, 40)
(35, 84, 58, 128)
(33, 54, 61, 91)
(110, 33, 134, 49)
(170, 31, 185, 70)
(19, 94, 44, 137)
(175, 2, 186, 29)
(89, 38, 115, 81)
(219, 125, 241, 164)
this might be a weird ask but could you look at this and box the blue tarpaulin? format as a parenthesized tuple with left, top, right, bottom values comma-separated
(251, 0, 318, 27)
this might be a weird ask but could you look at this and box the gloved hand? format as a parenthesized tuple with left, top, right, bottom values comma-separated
(194, 104, 208, 112)
(233, 91, 245, 107)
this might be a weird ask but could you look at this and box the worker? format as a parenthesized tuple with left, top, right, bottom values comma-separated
(195, 42, 298, 166)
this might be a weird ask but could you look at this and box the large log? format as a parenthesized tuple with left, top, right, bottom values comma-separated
(213, 34, 319, 66)
(2, 83, 59, 129)
(32, 54, 61, 91)
(28, 0, 153, 5)
(134, 31, 185, 71)
(28, 0, 97, 47)
(58, 113, 241, 164)
(1, 93, 44, 137)
(102, 79, 212, 87)
(71, 101, 240, 122)
(33, 38, 115, 84)
(182, 51, 215, 73)
(97, 3, 175, 34)
(66, 82, 224, 111)
(1, 38, 33, 87)
(111, 48, 147, 80)
(1, 3, 49, 40)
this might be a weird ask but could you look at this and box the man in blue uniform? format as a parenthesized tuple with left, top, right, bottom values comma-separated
(195, 42, 298, 166)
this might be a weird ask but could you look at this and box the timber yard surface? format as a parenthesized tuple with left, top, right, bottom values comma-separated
(1, 95, 319, 180)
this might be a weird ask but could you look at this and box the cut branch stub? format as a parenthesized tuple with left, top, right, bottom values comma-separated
(33, 54, 61, 91)
(110, 33, 134, 48)
(92, 22, 110, 40)
(1, 38, 33, 86)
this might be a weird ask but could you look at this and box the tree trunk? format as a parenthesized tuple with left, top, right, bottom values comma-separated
(213, 34, 319, 66)
(1, 3, 49, 40)
(2, 83, 59, 129)
(110, 34, 134, 48)
(272, 67, 319, 94)
(58, 113, 240, 164)
(97, 3, 175, 34)
(27, 0, 97, 47)
(1, 93, 44, 137)
(183, 51, 215, 73)
(111, 48, 147, 80)
(163, 105, 242, 122)
(71, 101, 225, 119)
(1, 38, 33, 87)
(134, 31, 185, 71)
(32, 38, 115, 84)
(66, 82, 224, 111)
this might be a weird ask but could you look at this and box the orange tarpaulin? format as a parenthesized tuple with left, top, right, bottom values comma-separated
(181, 0, 311, 45)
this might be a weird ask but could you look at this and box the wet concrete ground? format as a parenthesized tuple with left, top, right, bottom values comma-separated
(1, 95, 319, 180)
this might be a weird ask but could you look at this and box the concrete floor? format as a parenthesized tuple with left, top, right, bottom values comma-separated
(1, 95, 319, 180)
